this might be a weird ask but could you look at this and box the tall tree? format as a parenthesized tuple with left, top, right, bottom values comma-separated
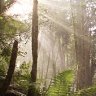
(27, 0, 39, 96)
(71, 0, 92, 89)
(76, 0, 92, 89)
(31, 0, 38, 83)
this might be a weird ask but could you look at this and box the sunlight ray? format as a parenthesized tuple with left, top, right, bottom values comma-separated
(41, 13, 73, 34)
(41, 13, 91, 43)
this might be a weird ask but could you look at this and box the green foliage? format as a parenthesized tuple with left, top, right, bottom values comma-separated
(0, 16, 27, 39)
(0, 14, 27, 78)
(0, 0, 15, 14)
(1, 45, 11, 57)
(0, 0, 29, 93)
(46, 70, 96, 96)
(0, 57, 8, 86)
(47, 70, 74, 96)
(0, 16, 3, 20)
(73, 86, 96, 96)
(19, 61, 31, 76)
(12, 61, 31, 93)
(0, 58, 8, 76)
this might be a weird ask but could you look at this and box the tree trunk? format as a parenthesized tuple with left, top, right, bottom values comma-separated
(31, 0, 38, 83)
(27, 0, 39, 96)
(0, 40, 18, 95)
(70, 0, 92, 90)
(90, 34, 96, 82)
(0, 0, 4, 14)
(75, 1, 92, 90)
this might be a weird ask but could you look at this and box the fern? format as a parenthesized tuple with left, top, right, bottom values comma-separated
(72, 86, 96, 96)
(46, 70, 74, 96)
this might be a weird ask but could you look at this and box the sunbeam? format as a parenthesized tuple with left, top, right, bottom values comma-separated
(1, 0, 96, 95)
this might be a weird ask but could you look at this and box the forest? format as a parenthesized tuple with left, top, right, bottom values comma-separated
(0, 0, 96, 96)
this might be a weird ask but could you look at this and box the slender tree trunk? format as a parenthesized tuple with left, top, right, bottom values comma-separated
(31, 0, 38, 83)
(0, 0, 4, 14)
(27, 0, 39, 96)
(0, 40, 18, 95)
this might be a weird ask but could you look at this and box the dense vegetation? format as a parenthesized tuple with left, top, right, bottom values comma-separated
(0, 0, 96, 96)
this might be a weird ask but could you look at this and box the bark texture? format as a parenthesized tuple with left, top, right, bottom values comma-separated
(70, 0, 92, 90)
(31, 0, 38, 82)
(0, 40, 18, 95)
(75, 1, 92, 90)
(27, 0, 39, 96)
